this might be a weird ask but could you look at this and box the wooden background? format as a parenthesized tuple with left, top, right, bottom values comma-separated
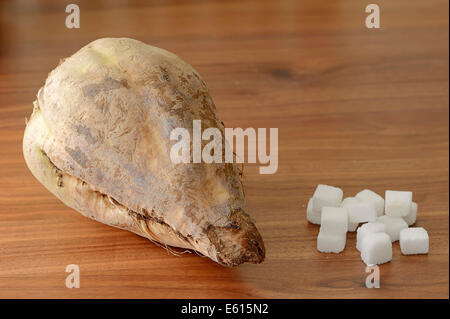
(0, 0, 448, 298)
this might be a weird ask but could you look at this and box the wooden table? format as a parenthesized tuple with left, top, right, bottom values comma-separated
(0, 0, 448, 299)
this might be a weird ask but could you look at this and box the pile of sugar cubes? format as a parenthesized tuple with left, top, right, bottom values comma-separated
(307, 184, 429, 265)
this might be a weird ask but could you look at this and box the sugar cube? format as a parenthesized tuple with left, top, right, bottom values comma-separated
(361, 232, 392, 265)
(356, 222, 387, 251)
(340, 196, 358, 208)
(347, 217, 359, 232)
(340, 197, 359, 232)
(377, 215, 408, 242)
(355, 189, 385, 216)
(346, 201, 377, 223)
(312, 184, 343, 213)
(306, 197, 321, 224)
(400, 227, 429, 255)
(348, 221, 359, 232)
(317, 230, 346, 253)
(320, 206, 348, 234)
(385, 190, 412, 217)
(403, 202, 418, 226)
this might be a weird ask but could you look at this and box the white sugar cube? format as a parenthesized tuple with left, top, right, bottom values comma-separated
(317, 230, 346, 253)
(340, 196, 359, 208)
(306, 197, 321, 224)
(320, 206, 348, 234)
(377, 215, 408, 242)
(356, 222, 387, 251)
(361, 232, 392, 265)
(348, 222, 359, 232)
(399, 227, 429, 255)
(385, 190, 412, 217)
(346, 201, 377, 223)
(355, 189, 385, 216)
(312, 184, 343, 213)
(403, 202, 418, 226)
(340, 197, 359, 232)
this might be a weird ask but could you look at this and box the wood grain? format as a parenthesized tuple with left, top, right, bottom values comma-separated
(0, 0, 448, 298)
